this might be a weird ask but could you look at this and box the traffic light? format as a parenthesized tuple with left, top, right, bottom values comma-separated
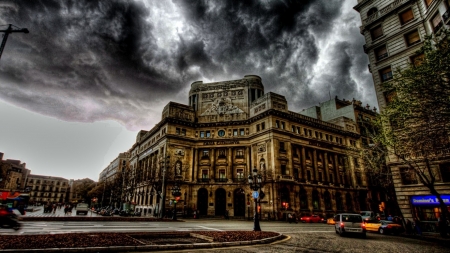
(174, 196, 180, 204)
(378, 202, 385, 212)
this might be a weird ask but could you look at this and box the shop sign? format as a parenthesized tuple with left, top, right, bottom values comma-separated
(410, 195, 450, 206)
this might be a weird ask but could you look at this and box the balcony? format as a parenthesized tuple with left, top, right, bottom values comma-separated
(279, 175, 294, 181)
(216, 178, 228, 182)
(443, 8, 450, 25)
(363, 0, 410, 27)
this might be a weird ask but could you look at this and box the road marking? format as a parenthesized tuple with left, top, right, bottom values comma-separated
(196, 226, 223, 231)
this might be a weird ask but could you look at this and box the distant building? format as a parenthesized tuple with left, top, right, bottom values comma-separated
(0, 152, 31, 193)
(25, 175, 69, 204)
(354, 0, 450, 221)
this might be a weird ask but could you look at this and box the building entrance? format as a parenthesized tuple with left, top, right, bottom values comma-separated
(234, 188, 245, 216)
(215, 188, 226, 216)
(197, 188, 208, 215)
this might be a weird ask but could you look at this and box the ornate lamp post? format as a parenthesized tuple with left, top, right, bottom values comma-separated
(171, 182, 181, 221)
(248, 167, 264, 231)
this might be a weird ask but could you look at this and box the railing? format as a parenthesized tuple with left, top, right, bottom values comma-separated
(363, 0, 409, 26)
(443, 8, 450, 24)
(288, 111, 344, 130)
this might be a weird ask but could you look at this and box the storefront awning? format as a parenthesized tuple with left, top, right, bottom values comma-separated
(411, 195, 450, 206)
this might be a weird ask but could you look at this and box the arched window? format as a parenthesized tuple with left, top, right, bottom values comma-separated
(367, 7, 377, 17)
(312, 190, 320, 210)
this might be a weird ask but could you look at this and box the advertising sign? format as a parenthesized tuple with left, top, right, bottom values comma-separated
(410, 195, 450, 206)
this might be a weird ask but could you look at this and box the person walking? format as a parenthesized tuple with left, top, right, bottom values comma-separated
(288, 213, 293, 223)
(414, 218, 422, 236)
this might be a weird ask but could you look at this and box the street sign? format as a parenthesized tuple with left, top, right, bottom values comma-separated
(252, 191, 259, 199)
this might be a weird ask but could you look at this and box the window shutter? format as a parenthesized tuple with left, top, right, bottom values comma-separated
(371, 26, 383, 39)
(431, 13, 442, 29)
(405, 30, 420, 46)
(400, 9, 414, 24)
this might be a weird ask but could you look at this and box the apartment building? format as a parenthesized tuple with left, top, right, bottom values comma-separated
(354, 0, 450, 223)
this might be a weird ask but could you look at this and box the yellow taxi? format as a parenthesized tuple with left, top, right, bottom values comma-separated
(327, 217, 336, 225)
(365, 220, 404, 235)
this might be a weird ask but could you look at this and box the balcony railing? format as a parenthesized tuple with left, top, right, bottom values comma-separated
(443, 8, 450, 24)
(216, 178, 228, 182)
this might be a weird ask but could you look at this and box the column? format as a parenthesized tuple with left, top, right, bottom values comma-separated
(227, 147, 233, 181)
(300, 146, 306, 180)
(211, 148, 216, 181)
(246, 146, 251, 176)
(313, 149, 318, 181)
(191, 147, 196, 182)
(335, 154, 341, 184)
(324, 152, 330, 182)
(192, 148, 198, 182)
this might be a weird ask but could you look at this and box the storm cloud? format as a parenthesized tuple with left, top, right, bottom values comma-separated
(0, 0, 376, 131)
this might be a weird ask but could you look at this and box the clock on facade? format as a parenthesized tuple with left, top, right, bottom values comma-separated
(218, 130, 225, 137)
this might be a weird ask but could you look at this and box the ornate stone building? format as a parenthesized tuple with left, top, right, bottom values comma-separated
(127, 75, 370, 219)
(0, 152, 30, 193)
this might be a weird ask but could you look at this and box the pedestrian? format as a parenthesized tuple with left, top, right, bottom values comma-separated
(288, 213, 293, 223)
(52, 204, 56, 214)
(387, 215, 393, 221)
(405, 219, 413, 235)
(293, 213, 298, 224)
(414, 218, 422, 236)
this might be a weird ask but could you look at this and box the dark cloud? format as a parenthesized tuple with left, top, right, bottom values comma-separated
(0, 0, 375, 131)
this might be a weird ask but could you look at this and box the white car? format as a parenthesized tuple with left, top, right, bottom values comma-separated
(334, 213, 366, 238)
(75, 203, 89, 215)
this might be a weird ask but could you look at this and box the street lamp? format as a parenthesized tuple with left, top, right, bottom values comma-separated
(171, 182, 181, 221)
(0, 24, 29, 60)
(248, 167, 264, 231)
(159, 155, 170, 219)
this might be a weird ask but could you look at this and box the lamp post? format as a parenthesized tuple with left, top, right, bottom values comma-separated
(0, 24, 29, 60)
(159, 155, 170, 219)
(171, 182, 181, 221)
(248, 167, 264, 231)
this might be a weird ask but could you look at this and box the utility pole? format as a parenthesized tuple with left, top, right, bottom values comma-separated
(0, 24, 29, 60)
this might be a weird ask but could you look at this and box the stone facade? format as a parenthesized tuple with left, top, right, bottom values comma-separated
(354, 0, 450, 222)
(26, 175, 69, 204)
(122, 75, 375, 220)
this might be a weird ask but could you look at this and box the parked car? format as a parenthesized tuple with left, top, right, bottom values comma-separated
(366, 220, 404, 235)
(334, 213, 366, 238)
(300, 214, 324, 223)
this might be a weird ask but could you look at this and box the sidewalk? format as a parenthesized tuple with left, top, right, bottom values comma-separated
(401, 232, 450, 247)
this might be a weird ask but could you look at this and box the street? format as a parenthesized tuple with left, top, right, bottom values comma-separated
(1, 213, 448, 253)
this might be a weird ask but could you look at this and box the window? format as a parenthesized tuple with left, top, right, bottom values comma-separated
(200, 131, 205, 138)
(296, 127, 300, 134)
(400, 167, 418, 185)
(261, 122, 265, 130)
(281, 164, 288, 175)
(315, 131, 318, 138)
(202, 150, 209, 158)
(202, 170, 209, 181)
(218, 129, 225, 137)
(375, 45, 388, 61)
(232, 129, 238, 136)
(367, 7, 377, 17)
(383, 90, 397, 104)
(181, 129, 186, 136)
(431, 12, 443, 33)
(236, 149, 244, 158)
(330, 173, 334, 183)
(379, 66, 393, 82)
(405, 30, 420, 46)
(304, 128, 308, 136)
(279, 142, 286, 152)
(370, 25, 383, 40)
(236, 169, 244, 180)
(399, 8, 414, 25)
(319, 132, 323, 139)
(218, 149, 226, 158)
(219, 169, 226, 182)
(276, 120, 280, 128)
(329, 135, 333, 142)
(410, 53, 425, 66)
(325, 134, 329, 141)
(206, 131, 211, 137)
(240, 129, 245, 135)
(307, 170, 312, 181)
(308, 130, 312, 136)
(318, 171, 323, 182)
(281, 122, 285, 130)
(424, 0, 434, 7)
(176, 128, 180, 135)
(292, 126, 295, 132)
(439, 163, 450, 182)
(257, 124, 260, 132)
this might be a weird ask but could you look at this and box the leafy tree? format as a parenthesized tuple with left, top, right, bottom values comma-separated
(72, 178, 96, 204)
(375, 30, 450, 237)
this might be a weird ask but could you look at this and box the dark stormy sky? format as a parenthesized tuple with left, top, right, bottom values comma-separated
(0, 0, 376, 180)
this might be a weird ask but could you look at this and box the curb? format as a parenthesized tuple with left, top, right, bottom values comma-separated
(0, 233, 285, 252)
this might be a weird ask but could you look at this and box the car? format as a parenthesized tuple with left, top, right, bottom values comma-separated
(334, 213, 366, 238)
(327, 217, 336, 225)
(75, 203, 89, 215)
(366, 220, 404, 235)
(300, 214, 324, 223)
